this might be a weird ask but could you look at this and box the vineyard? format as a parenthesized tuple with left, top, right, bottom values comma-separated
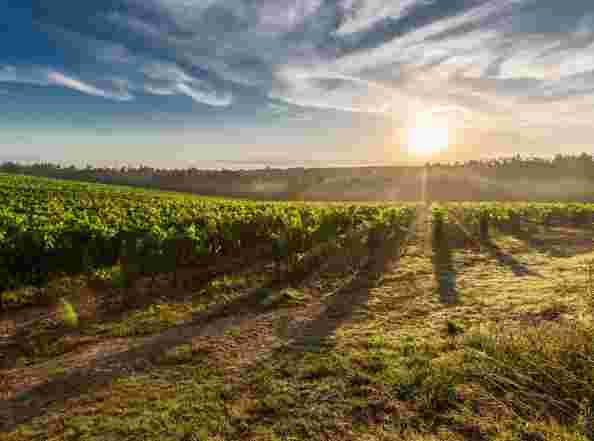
(430, 201, 594, 244)
(2, 173, 594, 440)
(0, 173, 416, 303)
(1, 172, 594, 304)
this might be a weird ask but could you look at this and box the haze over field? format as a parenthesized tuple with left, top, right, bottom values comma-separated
(2, 1, 594, 167)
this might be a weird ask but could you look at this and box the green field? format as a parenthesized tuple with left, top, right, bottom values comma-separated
(1, 173, 594, 440)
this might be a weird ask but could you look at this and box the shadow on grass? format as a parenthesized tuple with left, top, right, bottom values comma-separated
(0, 232, 384, 432)
(483, 240, 542, 278)
(286, 234, 406, 351)
(432, 237, 459, 306)
(0, 283, 284, 431)
(0, 253, 276, 372)
(509, 224, 594, 258)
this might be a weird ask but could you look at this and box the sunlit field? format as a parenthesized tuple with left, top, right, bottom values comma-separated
(1, 173, 593, 440)
(5, 0, 594, 438)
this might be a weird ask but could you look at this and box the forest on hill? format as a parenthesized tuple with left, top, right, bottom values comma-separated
(2, 153, 594, 201)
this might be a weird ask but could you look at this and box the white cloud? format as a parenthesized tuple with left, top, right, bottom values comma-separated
(270, 66, 472, 128)
(271, 68, 401, 115)
(336, 0, 422, 36)
(557, 44, 594, 77)
(0, 65, 134, 101)
(142, 62, 194, 83)
(139, 61, 234, 106)
(176, 83, 233, 106)
(144, 85, 177, 96)
(326, 1, 514, 75)
(46, 71, 133, 101)
(1, 60, 234, 106)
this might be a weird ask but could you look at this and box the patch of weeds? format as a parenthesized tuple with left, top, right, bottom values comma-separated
(464, 333, 498, 354)
(47, 365, 67, 377)
(55, 364, 233, 441)
(446, 320, 465, 336)
(242, 354, 352, 438)
(15, 391, 33, 403)
(0, 277, 84, 311)
(279, 288, 307, 305)
(18, 320, 67, 359)
(14, 356, 32, 368)
(239, 345, 463, 438)
(109, 268, 129, 289)
(514, 421, 591, 441)
(210, 274, 249, 292)
(255, 287, 274, 306)
(224, 327, 241, 338)
(47, 277, 86, 300)
(94, 303, 192, 337)
(0, 287, 44, 310)
(191, 273, 269, 314)
(24, 336, 66, 359)
(256, 287, 306, 308)
(243, 425, 284, 441)
(359, 349, 391, 374)
(400, 336, 418, 357)
(60, 299, 79, 329)
(273, 312, 291, 341)
(90, 267, 127, 289)
(367, 334, 386, 349)
(461, 322, 594, 423)
(158, 344, 194, 365)
(586, 259, 594, 311)
(300, 356, 340, 381)
(398, 382, 418, 401)
(300, 336, 325, 353)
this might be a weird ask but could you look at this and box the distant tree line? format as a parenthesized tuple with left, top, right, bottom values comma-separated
(2, 153, 594, 201)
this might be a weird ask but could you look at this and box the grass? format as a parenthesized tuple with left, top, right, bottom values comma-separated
(90, 302, 194, 337)
(1, 276, 87, 310)
(227, 321, 594, 439)
(446, 320, 465, 336)
(3, 224, 594, 440)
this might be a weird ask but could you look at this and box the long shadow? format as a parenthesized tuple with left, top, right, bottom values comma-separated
(286, 234, 405, 351)
(508, 224, 594, 258)
(0, 252, 276, 372)
(0, 228, 410, 432)
(0, 280, 291, 432)
(483, 240, 542, 278)
(432, 237, 459, 305)
(0, 233, 377, 431)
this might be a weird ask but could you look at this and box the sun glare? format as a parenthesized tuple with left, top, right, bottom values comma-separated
(406, 115, 450, 156)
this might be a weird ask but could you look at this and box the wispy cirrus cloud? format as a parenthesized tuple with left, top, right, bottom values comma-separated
(46, 72, 133, 101)
(176, 83, 232, 107)
(0, 65, 133, 101)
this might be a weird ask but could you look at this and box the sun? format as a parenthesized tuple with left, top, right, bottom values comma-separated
(405, 115, 450, 156)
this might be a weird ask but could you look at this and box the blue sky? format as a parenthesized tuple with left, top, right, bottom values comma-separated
(1, 1, 594, 166)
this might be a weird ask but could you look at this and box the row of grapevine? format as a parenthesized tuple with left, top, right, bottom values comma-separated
(0, 174, 416, 294)
(3, 171, 591, 297)
(431, 202, 594, 245)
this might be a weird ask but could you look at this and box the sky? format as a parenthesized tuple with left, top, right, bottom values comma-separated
(1, 1, 594, 167)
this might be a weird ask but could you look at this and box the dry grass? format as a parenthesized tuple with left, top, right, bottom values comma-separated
(2, 225, 594, 440)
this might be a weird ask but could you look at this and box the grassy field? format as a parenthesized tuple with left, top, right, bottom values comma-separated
(1, 198, 593, 440)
